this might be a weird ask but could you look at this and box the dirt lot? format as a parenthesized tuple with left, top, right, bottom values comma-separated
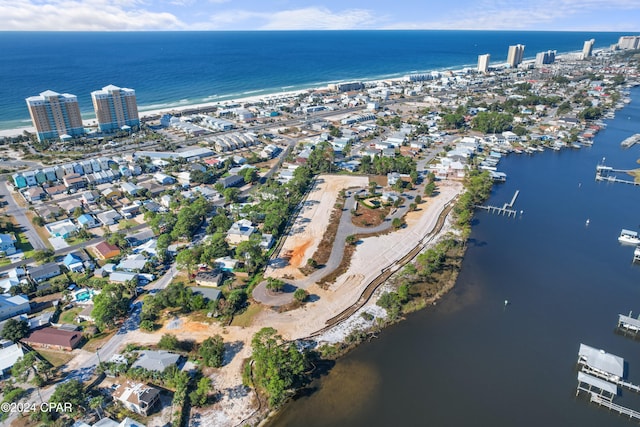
(266, 174, 368, 279)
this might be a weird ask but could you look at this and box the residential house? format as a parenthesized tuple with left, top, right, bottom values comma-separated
(159, 194, 172, 209)
(214, 256, 239, 272)
(0, 277, 19, 293)
(77, 213, 98, 228)
(109, 272, 138, 283)
(12, 174, 27, 189)
(28, 263, 61, 283)
(116, 254, 148, 272)
(63, 253, 85, 273)
(121, 182, 143, 197)
(93, 241, 121, 260)
(194, 270, 223, 287)
(120, 204, 140, 219)
(23, 187, 45, 202)
(81, 190, 100, 205)
(126, 229, 155, 247)
(0, 234, 17, 256)
(154, 173, 176, 185)
(219, 174, 243, 189)
(0, 340, 25, 377)
(190, 287, 222, 302)
(22, 327, 82, 350)
(63, 174, 87, 190)
(44, 184, 67, 196)
(260, 234, 274, 250)
(45, 219, 77, 239)
(113, 380, 160, 416)
(0, 294, 30, 322)
(97, 209, 122, 226)
(131, 350, 182, 372)
(226, 219, 256, 245)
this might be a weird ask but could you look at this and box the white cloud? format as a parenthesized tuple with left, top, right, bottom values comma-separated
(205, 7, 379, 30)
(0, 0, 185, 30)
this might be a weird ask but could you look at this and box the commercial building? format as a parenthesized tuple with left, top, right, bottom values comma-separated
(582, 39, 595, 59)
(91, 84, 140, 133)
(507, 44, 525, 68)
(477, 54, 490, 74)
(618, 36, 640, 50)
(25, 90, 85, 142)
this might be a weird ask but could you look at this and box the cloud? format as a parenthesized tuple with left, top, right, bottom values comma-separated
(206, 7, 379, 30)
(0, 0, 185, 30)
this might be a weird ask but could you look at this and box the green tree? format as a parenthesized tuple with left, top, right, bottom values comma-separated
(345, 235, 357, 245)
(32, 248, 54, 264)
(293, 288, 308, 302)
(50, 379, 85, 415)
(223, 187, 240, 204)
(392, 217, 403, 229)
(243, 167, 258, 184)
(189, 377, 212, 407)
(1, 318, 29, 342)
(176, 248, 198, 279)
(199, 335, 225, 368)
(266, 277, 285, 292)
(91, 283, 129, 329)
(158, 333, 180, 351)
(471, 111, 513, 133)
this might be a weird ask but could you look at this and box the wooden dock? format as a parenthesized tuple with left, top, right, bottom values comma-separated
(595, 164, 640, 186)
(475, 190, 520, 218)
(590, 393, 640, 421)
(580, 363, 640, 394)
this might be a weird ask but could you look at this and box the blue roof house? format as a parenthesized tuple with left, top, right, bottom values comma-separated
(77, 214, 97, 228)
(63, 253, 84, 273)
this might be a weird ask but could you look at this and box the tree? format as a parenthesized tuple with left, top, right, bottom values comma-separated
(50, 379, 85, 415)
(243, 167, 258, 184)
(266, 277, 285, 293)
(11, 351, 38, 382)
(1, 318, 29, 342)
(345, 235, 357, 245)
(223, 187, 240, 204)
(176, 248, 198, 279)
(415, 195, 422, 204)
(293, 288, 308, 302)
(199, 335, 225, 368)
(158, 333, 180, 351)
(89, 396, 105, 420)
(392, 217, 403, 229)
(306, 258, 318, 269)
(424, 182, 436, 197)
(32, 248, 54, 264)
(189, 377, 212, 407)
(91, 283, 129, 329)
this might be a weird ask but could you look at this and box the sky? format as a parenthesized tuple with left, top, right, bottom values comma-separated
(0, 0, 639, 32)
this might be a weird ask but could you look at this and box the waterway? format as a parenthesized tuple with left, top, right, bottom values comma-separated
(269, 88, 640, 426)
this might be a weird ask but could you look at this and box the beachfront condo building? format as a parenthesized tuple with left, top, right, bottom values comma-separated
(535, 50, 556, 67)
(582, 39, 595, 59)
(91, 84, 140, 133)
(507, 44, 525, 68)
(477, 54, 490, 74)
(25, 90, 85, 142)
(618, 36, 640, 50)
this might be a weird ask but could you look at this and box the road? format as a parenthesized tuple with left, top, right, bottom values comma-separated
(0, 180, 47, 250)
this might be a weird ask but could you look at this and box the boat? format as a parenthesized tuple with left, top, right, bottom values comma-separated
(619, 229, 640, 245)
(621, 133, 640, 148)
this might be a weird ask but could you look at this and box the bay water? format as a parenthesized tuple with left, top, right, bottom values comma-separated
(270, 90, 640, 426)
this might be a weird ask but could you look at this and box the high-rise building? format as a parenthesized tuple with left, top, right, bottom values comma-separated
(618, 36, 640, 50)
(535, 50, 556, 67)
(91, 84, 140, 133)
(25, 90, 85, 142)
(477, 54, 490, 73)
(507, 44, 525, 68)
(582, 39, 595, 59)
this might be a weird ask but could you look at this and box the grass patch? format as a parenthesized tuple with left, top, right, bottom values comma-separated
(83, 330, 116, 352)
(118, 219, 138, 230)
(0, 258, 10, 266)
(37, 349, 74, 368)
(58, 307, 82, 324)
(230, 303, 264, 327)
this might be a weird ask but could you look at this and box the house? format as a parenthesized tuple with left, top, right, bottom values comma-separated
(219, 174, 243, 189)
(116, 254, 148, 272)
(109, 271, 138, 283)
(81, 190, 100, 205)
(154, 173, 176, 185)
(97, 209, 122, 226)
(194, 270, 223, 287)
(77, 304, 94, 322)
(22, 327, 82, 350)
(57, 199, 83, 215)
(0, 277, 19, 293)
(131, 350, 182, 372)
(0, 234, 17, 256)
(45, 219, 78, 239)
(77, 213, 98, 228)
(113, 380, 160, 416)
(0, 294, 30, 322)
(93, 241, 121, 260)
(190, 287, 222, 302)
(44, 184, 67, 196)
(159, 194, 172, 209)
(260, 234, 274, 250)
(226, 219, 256, 245)
(28, 263, 61, 283)
(120, 204, 140, 219)
(27, 311, 53, 329)
(23, 187, 45, 202)
(214, 256, 239, 272)
(121, 182, 143, 197)
(63, 253, 85, 273)
(63, 174, 87, 190)
(0, 340, 25, 377)
(12, 174, 27, 189)
(126, 229, 155, 247)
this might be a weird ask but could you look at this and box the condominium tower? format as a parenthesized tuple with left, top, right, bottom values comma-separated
(535, 50, 556, 67)
(91, 84, 140, 133)
(507, 44, 525, 68)
(477, 54, 490, 74)
(582, 39, 595, 59)
(618, 36, 640, 50)
(25, 90, 85, 142)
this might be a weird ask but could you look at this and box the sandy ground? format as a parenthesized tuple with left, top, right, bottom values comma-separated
(265, 174, 368, 279)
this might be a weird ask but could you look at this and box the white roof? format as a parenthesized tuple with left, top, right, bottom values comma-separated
(0, 343, 25, 372)
(577, 371, 618, 395)
(579, 343, 624, 377)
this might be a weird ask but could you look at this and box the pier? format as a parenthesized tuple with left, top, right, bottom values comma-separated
(617, 313, 640, 336)
(589, 393, 640, 421)
(595, 164, 640, 186)
(475, 190, 520, 218)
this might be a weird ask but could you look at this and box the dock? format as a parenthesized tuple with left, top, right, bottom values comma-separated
(589, 393, 640, 421)
(634, 247, 640, 263)
(617, 313, 640, 336)
(621, 133, 640, 148)
(475, 190, 520, 218)
(595, 164, 640, 186)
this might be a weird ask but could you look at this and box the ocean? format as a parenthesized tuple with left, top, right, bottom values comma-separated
(0, 30, 633, 131)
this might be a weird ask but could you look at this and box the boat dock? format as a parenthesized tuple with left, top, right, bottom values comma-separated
(618, 313, 640, 336)
(634, 247, 640, 263)
(589, 393, 640, 421)
(475, 190, 520, 217)
(595, 164, 640, 186)
(621, 133, 640, 148)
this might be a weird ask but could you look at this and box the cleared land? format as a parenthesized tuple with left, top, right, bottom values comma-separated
(266, 174, 368, 279)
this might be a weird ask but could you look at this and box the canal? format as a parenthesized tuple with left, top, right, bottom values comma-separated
(269, 88, 640, 426)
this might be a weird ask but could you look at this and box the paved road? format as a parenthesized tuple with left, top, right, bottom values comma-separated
(0, 181, 47, 250)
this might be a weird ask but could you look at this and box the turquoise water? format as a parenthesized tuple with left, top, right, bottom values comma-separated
(0, 30, 633, 130)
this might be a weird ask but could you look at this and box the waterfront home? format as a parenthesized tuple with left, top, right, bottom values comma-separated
(0, 294, 30, 322)
(27, 262, 61, 283)
(0, 233, 17, 256)
(112, 380, 160, 417)
(22, 327, 82, 351)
